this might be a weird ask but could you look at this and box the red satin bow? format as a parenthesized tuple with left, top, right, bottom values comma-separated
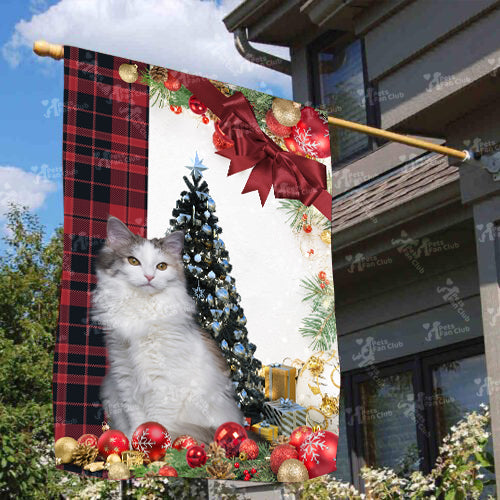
(169, 72, 332, 220)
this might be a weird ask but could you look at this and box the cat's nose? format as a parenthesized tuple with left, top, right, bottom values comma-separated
(144, 274, 154, 282)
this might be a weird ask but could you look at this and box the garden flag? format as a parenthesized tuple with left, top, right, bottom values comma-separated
(54, 46, 339, 482)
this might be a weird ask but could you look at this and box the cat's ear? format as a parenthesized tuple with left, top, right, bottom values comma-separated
(162, 231, 185, 256)
(106, 216, 135, 250)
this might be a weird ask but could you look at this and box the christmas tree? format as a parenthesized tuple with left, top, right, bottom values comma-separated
(169, 153, 265, 420)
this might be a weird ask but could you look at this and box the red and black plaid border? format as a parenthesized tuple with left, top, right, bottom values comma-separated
(54, 47, 148, 443)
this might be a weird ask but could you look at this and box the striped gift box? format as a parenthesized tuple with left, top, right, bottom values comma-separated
(263, 398, 307, 436)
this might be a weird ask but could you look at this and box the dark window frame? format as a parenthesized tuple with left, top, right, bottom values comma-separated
(308, 31, 383, 168)
(338, 337, 486, 491)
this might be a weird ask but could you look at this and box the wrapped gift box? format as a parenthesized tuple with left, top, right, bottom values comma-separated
(251, 421, 279, 442)
(262, 364, 296, 400)
(263, 398, 307, 436)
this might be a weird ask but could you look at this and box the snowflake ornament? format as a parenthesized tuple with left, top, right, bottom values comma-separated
(300, 430, 329, 464)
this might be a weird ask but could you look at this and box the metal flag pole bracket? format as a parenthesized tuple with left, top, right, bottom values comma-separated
(32, 40, 497, 181)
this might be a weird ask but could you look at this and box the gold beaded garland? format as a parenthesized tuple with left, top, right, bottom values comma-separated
(277, 458, 309, 482)
(272, 98, 301, 127)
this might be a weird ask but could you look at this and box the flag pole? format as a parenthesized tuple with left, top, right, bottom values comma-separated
(31, 39, 472, 163)
(327, 116, 469, 161)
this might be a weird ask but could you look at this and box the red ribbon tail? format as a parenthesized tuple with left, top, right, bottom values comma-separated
(312, 189, 333, 221)
(242, 163, 273, 206)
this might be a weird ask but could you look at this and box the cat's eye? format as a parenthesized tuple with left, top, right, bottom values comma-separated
(128, 256, 140, 266)
(157, 262, 168, 271)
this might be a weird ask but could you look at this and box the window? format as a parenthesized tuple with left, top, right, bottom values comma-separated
(310, 33, 380, 164)
(334, 340, 489, 490)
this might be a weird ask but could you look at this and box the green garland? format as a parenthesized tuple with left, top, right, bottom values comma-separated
(140, 69, 192, 109)
(299, 275, 336, 351)
(278, 199, 330, 232)
(131, 442, 276, 482)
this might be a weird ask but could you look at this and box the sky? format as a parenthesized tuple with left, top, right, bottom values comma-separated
(0, 0, 291, 243)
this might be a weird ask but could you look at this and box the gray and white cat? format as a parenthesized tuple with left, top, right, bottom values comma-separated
(92, 216, 243, 443)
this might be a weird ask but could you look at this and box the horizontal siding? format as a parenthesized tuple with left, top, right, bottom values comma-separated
(363, 0, 498, 81)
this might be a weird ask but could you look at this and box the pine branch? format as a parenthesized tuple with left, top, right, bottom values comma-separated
(299, 304, 336, 351)
(278, 199, 330, 232)
(140, 68, 192, 109)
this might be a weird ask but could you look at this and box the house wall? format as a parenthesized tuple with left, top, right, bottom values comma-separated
(334, 218, 481, 369)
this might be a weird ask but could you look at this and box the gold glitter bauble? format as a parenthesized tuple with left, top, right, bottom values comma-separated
(320, 229, 331, 245)
(272, 98, 301, 127)
(108, 462, 130, 480)
(55, 437, 78, 464)
(106, 453, 122, 465)
(277, 458, 309, 482)
(119, 63, 138, 83)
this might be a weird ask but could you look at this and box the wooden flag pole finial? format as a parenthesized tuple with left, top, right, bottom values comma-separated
(33, 40, 64, 60)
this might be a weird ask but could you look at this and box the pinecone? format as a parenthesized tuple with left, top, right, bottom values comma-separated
(209, 79, 232, 97)
(206, 459, 236, 480)
(150, 65, 168, 83)
(72, 444, 99, 467)
(207, 441, 226, 460)
(270, 435, 290, 452)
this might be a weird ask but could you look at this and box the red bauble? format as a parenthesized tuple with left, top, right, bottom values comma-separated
(214, 421, 248, 458)
(265, 109, 292, 138)
(97, 430, 129, 459)
(158, 465, 178, 477)
(239, 439, 259, 460)
(186, 445, 207, 468)
(299, 430, 338, 478)
(291, 107, 330, 158)
(212, 121, 234, 151)
(289, 426, 313, 451)
(78, 433, 98, 448)
(172, 435, 198, 451)
(270, 444, 299, 474)
(202, 115, 209, 124)
(303, 224, 312, 233)
(318, 271, 327, 281)
(132, 421, 172, 462)
(164, 73, 181, 91)
(189, 95, 207, 115)
(170, 105, 182, 114)
(283, 136, 304, 156)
